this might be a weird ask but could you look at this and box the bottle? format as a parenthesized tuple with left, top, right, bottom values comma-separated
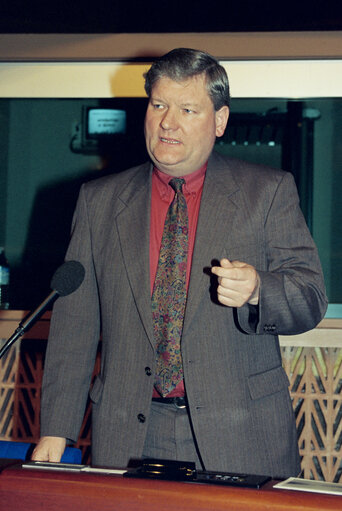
(0, 247, 10, 309)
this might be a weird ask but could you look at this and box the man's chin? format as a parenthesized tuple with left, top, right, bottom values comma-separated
(150, 156, 185, 176)
(156, 163, 190, 177)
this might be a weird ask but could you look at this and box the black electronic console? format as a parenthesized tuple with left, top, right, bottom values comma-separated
(195, 470, 271, 489)
(123, 458, 271, 488)
(124, 458, 196, 481)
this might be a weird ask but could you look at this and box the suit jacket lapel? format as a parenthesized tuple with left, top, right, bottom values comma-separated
(183, 153, 241, 336)
(116, 162, 154, 347)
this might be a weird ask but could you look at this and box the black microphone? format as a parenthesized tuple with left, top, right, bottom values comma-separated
(0, 260, 85, 359)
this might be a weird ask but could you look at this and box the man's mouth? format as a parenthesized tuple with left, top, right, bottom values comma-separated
(160, 137, 180, 145)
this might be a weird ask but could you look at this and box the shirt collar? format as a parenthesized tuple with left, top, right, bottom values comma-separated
(153, 163, 207, 199)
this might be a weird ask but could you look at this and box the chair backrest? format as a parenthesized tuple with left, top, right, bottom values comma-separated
(0, 441, 82, 464)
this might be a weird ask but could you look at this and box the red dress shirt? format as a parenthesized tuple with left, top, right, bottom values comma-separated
(150, 164, 207, 397)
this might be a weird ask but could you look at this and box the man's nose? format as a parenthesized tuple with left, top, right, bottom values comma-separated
(160, 108, 178, 130)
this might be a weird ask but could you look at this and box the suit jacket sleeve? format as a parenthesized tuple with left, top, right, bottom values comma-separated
(237, 170, 327, 335)
(40, 183, 101, 442)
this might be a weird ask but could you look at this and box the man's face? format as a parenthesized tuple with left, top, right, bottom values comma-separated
(144, 74, 229, 177)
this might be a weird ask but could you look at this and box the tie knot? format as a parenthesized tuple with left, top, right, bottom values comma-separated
(169, 178, 185, 194)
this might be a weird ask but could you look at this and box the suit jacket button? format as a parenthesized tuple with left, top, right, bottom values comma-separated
(137, 413, 146, 423)
(263, 324, 276, 332)
(145, 367, 152, 376)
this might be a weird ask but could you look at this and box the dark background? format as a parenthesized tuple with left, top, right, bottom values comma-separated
(0, 1, 342, 33)
(1, 1, 341, 308)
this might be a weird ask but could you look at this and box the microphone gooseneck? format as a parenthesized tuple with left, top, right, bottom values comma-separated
(0, 261, 85, 359)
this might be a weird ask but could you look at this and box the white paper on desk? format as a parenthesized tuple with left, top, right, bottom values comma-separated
(274, 477, 342, 496)
(81, 467, 126, 475)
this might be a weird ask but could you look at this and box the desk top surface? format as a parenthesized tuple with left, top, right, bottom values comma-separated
(0, 462, 341, 511)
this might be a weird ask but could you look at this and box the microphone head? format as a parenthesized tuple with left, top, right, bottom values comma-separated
(50, 261, 85, 297)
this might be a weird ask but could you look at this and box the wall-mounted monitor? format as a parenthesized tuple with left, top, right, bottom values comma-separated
(86, 108, 126, 137)
(81, 107, 127, 150)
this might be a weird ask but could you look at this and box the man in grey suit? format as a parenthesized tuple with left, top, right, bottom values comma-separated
(32, 48, 327, 478)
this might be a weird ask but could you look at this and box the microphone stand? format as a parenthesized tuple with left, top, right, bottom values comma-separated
(0, 260, 85, 360)
(0, 290, 58, 359)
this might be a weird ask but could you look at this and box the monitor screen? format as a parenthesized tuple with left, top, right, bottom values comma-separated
(86, 108, 126, 138)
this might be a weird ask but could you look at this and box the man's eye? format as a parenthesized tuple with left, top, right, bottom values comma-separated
(184, 108, 194, 114)
(153, 103, 164, 109)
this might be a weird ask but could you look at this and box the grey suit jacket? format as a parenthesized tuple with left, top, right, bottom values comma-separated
(41, 151, 327, 478)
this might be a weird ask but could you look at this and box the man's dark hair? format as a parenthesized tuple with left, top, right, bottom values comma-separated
(144, 48, 230, 110)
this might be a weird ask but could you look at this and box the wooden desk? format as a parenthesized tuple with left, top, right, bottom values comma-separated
(0, 463, 341, 511)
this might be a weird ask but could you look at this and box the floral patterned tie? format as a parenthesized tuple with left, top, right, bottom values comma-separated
(152, 178, 188, 397)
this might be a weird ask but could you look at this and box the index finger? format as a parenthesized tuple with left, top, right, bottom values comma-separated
(211, 265, 239, 279)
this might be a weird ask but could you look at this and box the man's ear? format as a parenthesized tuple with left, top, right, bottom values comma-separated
(215, 106, 229, 138)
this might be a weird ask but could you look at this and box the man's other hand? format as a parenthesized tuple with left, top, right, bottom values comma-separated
(31, 436, 67, 462)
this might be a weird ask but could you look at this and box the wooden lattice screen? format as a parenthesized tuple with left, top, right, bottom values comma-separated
(281, 345, 342, 482)
(0, 338, 98, 464)
(1, 336, 341, 482)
